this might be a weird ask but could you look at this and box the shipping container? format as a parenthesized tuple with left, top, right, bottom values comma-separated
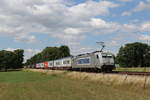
(54, 59, 62, 67)
(44, 62, 49, 69)
(48, 61, 54, 68)
(61, 57, 72, 67)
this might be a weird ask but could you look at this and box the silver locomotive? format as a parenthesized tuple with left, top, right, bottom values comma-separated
(72, 51, 115, 72)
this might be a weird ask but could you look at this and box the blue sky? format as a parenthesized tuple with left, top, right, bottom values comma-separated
(0, 0, 150, 60)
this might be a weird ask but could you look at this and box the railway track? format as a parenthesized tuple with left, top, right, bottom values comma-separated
(69, 70, 150, 76)
(30, 68, 150, 76)
(112, 71, 150, 76)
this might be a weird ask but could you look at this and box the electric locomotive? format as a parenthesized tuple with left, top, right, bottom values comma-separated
(72, 51, 115, 72)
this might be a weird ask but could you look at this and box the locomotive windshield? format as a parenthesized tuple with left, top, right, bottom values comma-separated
(102, 53, 113, 58)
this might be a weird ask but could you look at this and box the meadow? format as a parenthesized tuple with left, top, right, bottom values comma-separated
(0, 70, 150, 100)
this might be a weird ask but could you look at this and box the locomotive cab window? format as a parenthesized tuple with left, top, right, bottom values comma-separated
(102, 53, 113, 58)
(102, 55, 112, 58)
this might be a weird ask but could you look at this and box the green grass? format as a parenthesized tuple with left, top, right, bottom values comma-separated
(114, 67, 150, 72)
(0, 71, 150, 100)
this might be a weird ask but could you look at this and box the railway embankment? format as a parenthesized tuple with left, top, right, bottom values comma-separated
(26, 69, 150, 89)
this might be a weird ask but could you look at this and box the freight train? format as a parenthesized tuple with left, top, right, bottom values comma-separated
(27, 51, 115, 72)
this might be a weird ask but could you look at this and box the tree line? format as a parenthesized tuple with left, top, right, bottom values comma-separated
(116, 42, 150, 67)
(0, 42, 150, 71)
(26, 42, 150, 68)
(0, 49, 24, 71)
(25, 45, 70, 66)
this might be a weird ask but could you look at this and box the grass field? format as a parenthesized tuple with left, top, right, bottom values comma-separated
(0, 70, 150, 100)
(114, 67, 150, 72)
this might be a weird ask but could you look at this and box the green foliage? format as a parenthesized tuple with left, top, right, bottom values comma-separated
(26, 45, 70, 65)
(0, 71, 53, 83)
(14, 49, 24, 68)
(0, 49, 24, 71)
(116, 42, 150, 67)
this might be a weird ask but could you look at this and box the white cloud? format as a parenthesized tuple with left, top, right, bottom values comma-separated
(90, 18, 111, 29)
(109, 40, 119, 46)
(0, 0, 119, 46)
(119, 0, 133, 2)
(0, 1, 117, 61)
(68, 1, 119, 18)
(31, 5, 51, 15)
(15, 35, 37, 43)
(1, 0, 150, 57)
(5, 48, 19, 52)
(122, 24, 138, 32)
(139, 34, 150, 41)
(122, 1, 150, 16)
(133, 1, 150, 12)
(118, 0, 132, 2)
(64, 27, 82, 35)
(24, 49, 41, 61)
(141, 22, 150, 31)
(121, 11, 131, 16)
(88, 18, 119, 33)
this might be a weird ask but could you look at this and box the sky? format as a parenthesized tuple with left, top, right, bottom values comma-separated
(0, 0, 150, 61)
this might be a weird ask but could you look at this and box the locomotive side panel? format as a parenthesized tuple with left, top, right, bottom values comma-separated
(72, 54, 96, 69)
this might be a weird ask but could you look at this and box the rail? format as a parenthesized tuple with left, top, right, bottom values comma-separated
(112, 71, 150, 76)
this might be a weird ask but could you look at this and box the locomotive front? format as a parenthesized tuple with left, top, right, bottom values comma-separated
(100, 52, 115, 72)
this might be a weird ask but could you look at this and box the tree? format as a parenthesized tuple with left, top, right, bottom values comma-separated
(59, 45, 70, 58)
(25, 45, 71, 65)
(0, 49, 24, 71)
(0, 50, 15, 71)
(14, 49, 24, 68)
(116, 42, 150, 67)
